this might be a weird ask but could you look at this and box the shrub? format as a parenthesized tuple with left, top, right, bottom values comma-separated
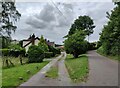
(27, 45, 44, 63)
(48, 45, 61, 56)
(38, 35, 49, 52)
(44, 52, 54, 58)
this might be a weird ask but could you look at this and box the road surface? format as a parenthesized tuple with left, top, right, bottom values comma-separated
(78, 50, 118, 86)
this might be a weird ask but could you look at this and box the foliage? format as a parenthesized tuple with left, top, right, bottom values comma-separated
(65, 54, 89, 82)
(64, 30, 88, 58)
(48, 45, 61, 56)
(87, 42, 97, 50)
(66, 15, 95, 38)
(44, 52, 54, 58)
(0, 1, 21, 37)
(99, 3, 120, 56)
(27, 45, 44, 63)
(0, 36, 11, 48)
(38, 35, 49, 52)
(64, 15, 95, 58)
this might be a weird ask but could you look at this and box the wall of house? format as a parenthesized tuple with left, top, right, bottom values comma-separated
(23, 41, 32, 52)
(23, 39, 40, 52)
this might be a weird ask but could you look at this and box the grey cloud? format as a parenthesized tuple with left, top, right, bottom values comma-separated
(26, 17, 47, 29)
(36, 4, 56, 22)
(12, 2, 115, 44)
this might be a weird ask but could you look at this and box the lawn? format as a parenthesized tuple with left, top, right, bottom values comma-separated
(45, 63, 58, 78)
(65, 54, 89, 83)
(2, 61, 49, 87)
(2, 56, 28, 69)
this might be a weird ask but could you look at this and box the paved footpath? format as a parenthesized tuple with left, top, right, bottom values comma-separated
(19, 53, 63, 86)
(19, 52, 72, 86)
(58, 52, 72, 86)
(77, 50, 118, 86)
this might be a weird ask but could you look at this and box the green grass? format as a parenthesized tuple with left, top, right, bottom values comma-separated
(65, 54, 89, 83)
(45, 65, 58, 78)
(2, 56, 28, 68)
(97, 46, 120, 61)
(97, 48, 120, 61)
(2, 61, 49, 87)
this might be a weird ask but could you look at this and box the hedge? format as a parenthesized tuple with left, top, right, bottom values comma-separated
(27, 45, 44, 63)
(44, 52, 54, 58)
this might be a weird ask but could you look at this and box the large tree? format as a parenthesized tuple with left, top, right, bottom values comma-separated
(64, 30, 88, 58)
(0, 1, 21, 37)
(67, 15, 95, 41)
(99, 2, 120, 56)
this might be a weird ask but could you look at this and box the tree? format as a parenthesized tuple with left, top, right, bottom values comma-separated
(38, 35, 49, 52)
(64, 30, 88, 58)
(0, 1, 21, 37)
(67, 15, 95, 41)
(99, 2, 120, 56)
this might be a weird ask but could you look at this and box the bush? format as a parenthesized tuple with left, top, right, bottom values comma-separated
(44, 52, 54, 58)
(27, 45, 44, 63)
(97, 46, 105, 54)
(48, 45, 61, 56)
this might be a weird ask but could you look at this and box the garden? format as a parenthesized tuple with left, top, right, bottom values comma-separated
(1, 35, 61, 87)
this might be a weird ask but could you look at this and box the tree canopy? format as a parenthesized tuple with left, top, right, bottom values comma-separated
(0, 1, 21, 37)
(99, 2, 120, 56)
(64, 15, 95, 58)
(67, 15, 95, 37)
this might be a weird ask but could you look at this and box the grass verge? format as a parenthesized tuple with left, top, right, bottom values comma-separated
(2, 61, 49, 87)
(97, 50, 120, 61)
(65, 54, 89, 83)
(2, 56, 28, 69)
(45, 63, 58, 78)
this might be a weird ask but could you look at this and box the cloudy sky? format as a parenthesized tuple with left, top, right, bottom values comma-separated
(11, 1, 115, 44)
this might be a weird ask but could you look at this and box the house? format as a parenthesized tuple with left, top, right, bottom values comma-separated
(11, 39, 19, 44)
(21, 34, 55, 51)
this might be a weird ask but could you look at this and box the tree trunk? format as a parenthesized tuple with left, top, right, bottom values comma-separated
(19, 55, 23, 65)
(73, 52, 78, 58)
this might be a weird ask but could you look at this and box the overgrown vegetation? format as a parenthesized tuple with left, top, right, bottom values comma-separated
(2, 61, 49, 87)
(98, 3, 120, 61)
(65, 54, 89, 82)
